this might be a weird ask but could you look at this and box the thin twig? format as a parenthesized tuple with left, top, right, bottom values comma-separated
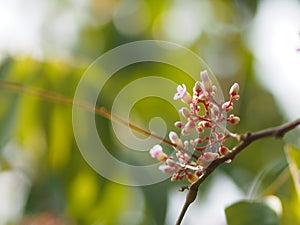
(176, 118, 300, 225)
(0, 80, 176, 147)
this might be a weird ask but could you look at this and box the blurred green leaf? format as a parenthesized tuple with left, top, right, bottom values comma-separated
(285, 145, 300, 200)
(0, 94, 19, 149)
(141, 182, 169, 225)
(0, 58, 19, 149)
(225, 200, 280, 225)
(0, 57, 13, 79)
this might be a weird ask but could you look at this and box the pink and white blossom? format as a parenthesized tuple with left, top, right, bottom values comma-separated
(149, 70, 241, 183)
(173, 84, 192, 104)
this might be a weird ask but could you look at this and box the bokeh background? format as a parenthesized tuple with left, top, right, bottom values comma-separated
(0, 0, 300, 224)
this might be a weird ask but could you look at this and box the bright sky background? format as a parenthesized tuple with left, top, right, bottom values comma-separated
(0, 0, 88, 61)
(249, 0, 300, 121)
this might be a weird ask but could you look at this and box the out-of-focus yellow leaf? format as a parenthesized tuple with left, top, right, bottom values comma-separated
(68, 170, 99, 217)
(285, 144, 300, 200)
(48, 105, 72, 170)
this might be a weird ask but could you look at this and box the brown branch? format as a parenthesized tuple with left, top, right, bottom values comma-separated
(175, 118, 300, 225)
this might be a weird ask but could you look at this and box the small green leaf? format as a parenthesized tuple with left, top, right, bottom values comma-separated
(285, 144, 300, 199)
(225, 200, 280, 225)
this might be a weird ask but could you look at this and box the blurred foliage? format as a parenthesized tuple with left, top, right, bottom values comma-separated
(0, 0, 300, 225)
(226, 199, 280, 225)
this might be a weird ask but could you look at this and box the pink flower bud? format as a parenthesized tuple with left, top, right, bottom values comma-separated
(166, 158, 177, 167)
(174, 121, 185, 128)
(179, 107, 190, 118)
(197, 125, 204, 133)
(150, 145, 162, 158)
(196, 170, 203, 177)
(181, 120, 196, 136)
(198, 152, 219, 168)
(150, 145, 168, 162)
(159, 164, 177, 174)
(222, 101, 230, 110)
(199, 121, 211, 128)
(227, 114, 240, 125)
(229, 83, 239, 96)
(219, 145, 230, 155)
(169, 131, 183, 147)
(200, 70, 213, 93)
(173, 84, 192, 104)
(232, 95, 240, 100)
(210, 103, 219, 116)
(193, 81, 202, 94)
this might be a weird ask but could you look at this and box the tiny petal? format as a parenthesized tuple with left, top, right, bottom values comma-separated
(222, 101, 230, 110)
(150, 145, 168, 162)
(169, 131, 183, 147)
(182, 120, 196, 136)
(193, 81, 202, 94)
(159, 164, 177, 174)
(157, 152, 168, 162)
(174, 121, 185, 128)
(166, 158, 177, 167)
(198, 152, 219, 168)
(203, 152, 219, 161)
(150, 145, 162, 158)
(199, 120, 211, 128)
(200, 70, 213, 93)
(229, 83, 240, 96)
(173, 84, 192, 104)
(210, 103, 219, 116)
(179, 107, 190, 118)
(174, 84, 186, 100)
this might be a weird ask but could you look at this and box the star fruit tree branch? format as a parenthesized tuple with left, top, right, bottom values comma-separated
(175, 118, 300, 225)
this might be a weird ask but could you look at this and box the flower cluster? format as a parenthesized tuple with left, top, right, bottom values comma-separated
(150, 70, 240, 183)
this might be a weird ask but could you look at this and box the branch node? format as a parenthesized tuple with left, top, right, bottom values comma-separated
(185, 187, 198, 204)
(239, 132, 251, 141)
(179, 185, 189, 192)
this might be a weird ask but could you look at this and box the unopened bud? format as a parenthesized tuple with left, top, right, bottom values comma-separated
(229, 83, 240, 96)
(166, 158, 177, 167)
(159, 165, 177, 174)
(181, 120, 196, 136)
(200, 70, 213, 93)
(228, 114, 240, 125)
(193, 81, 202, 94)
(198, 152, 219, 168)
(210, 103, 219, 116)
(222, 101, 231, 110)
(174, 84, 192, 104)
(169, 131, 183, 147)
(199, 120, 211, 128)
(219, 145, 230, 155)
(174, 121, 185, 128)
(179, 107, 190, 118)
(150, 145, 168, 162)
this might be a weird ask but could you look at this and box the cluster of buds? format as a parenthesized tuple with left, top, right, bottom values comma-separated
(150, 70, 240, 183)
